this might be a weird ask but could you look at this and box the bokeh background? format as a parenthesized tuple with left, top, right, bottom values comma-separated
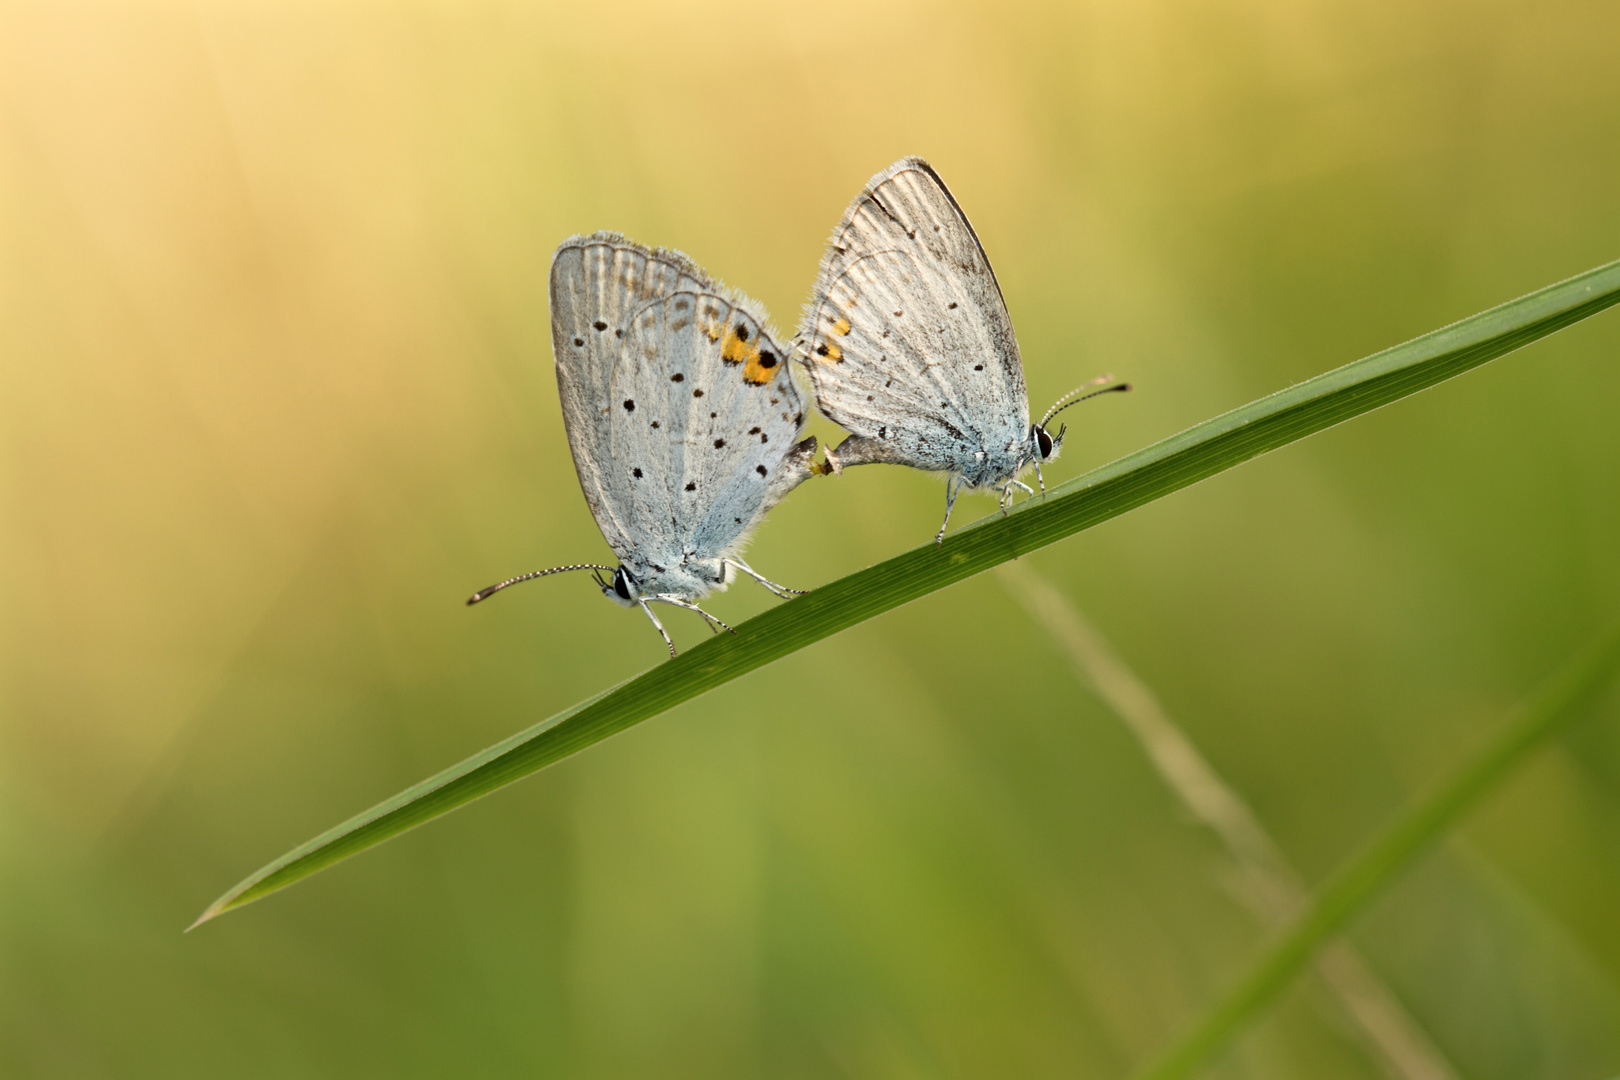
(4, 0, 1620, 1076)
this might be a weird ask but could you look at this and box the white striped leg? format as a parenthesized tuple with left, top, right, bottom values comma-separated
(726, 558, 805, 598)
(936, 475, 963, 546)
(1000, 477, 1035, 514)
(637, 600, 677, 657)
(654, 596, 736, 636)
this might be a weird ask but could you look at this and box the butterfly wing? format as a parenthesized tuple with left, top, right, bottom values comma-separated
(796, 158, 1029, 478)
(611, 291, 810, 568)
(551, 232, 718, 563)
(551, 233, 812, 575)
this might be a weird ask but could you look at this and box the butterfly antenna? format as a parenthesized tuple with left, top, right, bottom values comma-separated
(1040, 376, 1132, 428)
(466, 563, 616, 606)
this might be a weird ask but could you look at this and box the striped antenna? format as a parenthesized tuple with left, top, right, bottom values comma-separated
(466, 564, 616, 606)
(1040, 377, 1132, 429)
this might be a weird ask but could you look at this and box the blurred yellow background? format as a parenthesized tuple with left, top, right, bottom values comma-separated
(4, 0, 1620, 1075)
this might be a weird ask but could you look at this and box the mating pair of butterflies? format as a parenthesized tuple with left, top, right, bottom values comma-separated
(469, 157, 1127, 656)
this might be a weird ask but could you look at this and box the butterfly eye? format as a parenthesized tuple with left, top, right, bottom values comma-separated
(612, 567, 636, 601)
(1035, 425, 1055, 460)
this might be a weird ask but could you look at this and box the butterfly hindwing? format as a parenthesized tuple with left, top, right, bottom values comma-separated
(609, 290, 808, 571)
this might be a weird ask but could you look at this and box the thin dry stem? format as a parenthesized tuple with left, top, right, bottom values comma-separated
(998, 561, 1457, 1080)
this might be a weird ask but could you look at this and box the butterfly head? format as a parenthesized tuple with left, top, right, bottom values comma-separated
(594, 565, 640, 608)
(1034, 378, 1132, 465)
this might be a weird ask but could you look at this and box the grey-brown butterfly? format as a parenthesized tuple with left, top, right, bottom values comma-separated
(795, 157, 1126, 543)
(468, 232, 817, 656)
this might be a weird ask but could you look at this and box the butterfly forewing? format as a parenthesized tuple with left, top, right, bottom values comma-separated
(798, 158, 1029, 471)
(551, 233, 717, 562)
(552, 231, 810, 580)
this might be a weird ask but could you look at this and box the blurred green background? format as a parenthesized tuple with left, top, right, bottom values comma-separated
(4, 0, 1620, 1076)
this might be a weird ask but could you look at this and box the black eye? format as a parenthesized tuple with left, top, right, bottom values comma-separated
(613, 568, 634, 600)
(1035, 426, 1054, 459)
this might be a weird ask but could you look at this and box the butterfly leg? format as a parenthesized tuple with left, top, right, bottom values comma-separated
(637, 600, 678, 657)
(1000, 477, 1036, 514)
(936, 476, 962, 546)
(726, 558, 805, 598)
(657, 596, 737, 636)
(1033, 460, 1046, 498)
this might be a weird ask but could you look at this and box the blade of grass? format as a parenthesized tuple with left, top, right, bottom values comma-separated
(998, 562, 1458, 1080)
(192, 257, 1620, 928)
(1132, 621, 1620, 1080)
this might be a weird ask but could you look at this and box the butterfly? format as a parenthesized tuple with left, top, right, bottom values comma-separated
(796, 157, 1126, 543)
(468, 232, 817, 656)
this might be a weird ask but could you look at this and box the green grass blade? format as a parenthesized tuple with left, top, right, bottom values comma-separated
(192, 257, 1620, 928)
(1132, 621, 1620, 1080)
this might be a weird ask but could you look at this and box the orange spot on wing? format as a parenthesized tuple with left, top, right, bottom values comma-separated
(743, 352, 781, 385)
(741, 348, 780, 386)
(832, 317, 851, 335)
(721, 327, 758, 366)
